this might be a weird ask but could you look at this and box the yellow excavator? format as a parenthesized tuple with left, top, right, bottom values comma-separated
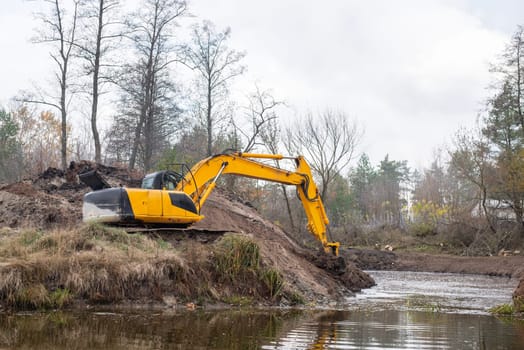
(81, 152, 340, 255)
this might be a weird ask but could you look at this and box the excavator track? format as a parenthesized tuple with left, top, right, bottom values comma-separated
(123, 227, 235, 244)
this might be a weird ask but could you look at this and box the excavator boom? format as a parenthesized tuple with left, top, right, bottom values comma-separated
(82, 152, 340, 255)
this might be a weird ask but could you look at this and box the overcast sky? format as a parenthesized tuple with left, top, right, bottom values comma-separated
(1, 0, 524, 169)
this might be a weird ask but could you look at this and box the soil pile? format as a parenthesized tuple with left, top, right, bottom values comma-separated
(193, 192, 375, 300)
(0, 161, 143, 229)
(0, 163, 374, 308)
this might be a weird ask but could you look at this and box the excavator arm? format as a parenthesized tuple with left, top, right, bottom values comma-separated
(176, 152, 340, 255)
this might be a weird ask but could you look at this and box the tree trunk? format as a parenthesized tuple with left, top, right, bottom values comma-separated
(60, 71, 67, 170)
(206, 79, 212, 156)
(281, 184, 295, 232)
(129, 51, 154, 170)
(91, 0, 104, 164)
(481, 187, 496, 233)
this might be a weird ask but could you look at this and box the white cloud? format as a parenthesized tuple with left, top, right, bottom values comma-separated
(190, 0, 510, 167)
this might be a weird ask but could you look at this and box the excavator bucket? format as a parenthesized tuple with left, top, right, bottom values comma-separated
(79, 170, 111, 191)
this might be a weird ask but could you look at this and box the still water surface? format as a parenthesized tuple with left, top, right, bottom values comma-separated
(0, 271, 522, 349)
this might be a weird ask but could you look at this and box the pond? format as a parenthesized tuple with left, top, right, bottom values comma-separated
(0, 271, 522, 349)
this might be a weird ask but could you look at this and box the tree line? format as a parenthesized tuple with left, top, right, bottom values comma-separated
(1, 1, 524, 253)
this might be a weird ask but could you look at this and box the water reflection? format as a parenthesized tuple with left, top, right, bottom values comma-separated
(264, 310, 524, 350)
(1, 309, 523, 349)
(0, 310, 300, 350)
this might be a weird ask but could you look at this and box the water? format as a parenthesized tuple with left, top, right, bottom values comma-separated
(0, 271, 523, 349)
(350, 271, 519, 313)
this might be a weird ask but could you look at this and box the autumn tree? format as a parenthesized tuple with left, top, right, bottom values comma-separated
(180, 21, 246, 156)
(7, 104, 65, 175)
(449, 127, 495, 232)
(26, 0, 79, 170)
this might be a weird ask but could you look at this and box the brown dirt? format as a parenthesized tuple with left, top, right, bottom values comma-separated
(346, 247, 524, 279)
(0, 163, 374, 306)
(514, 279, 524, 312)
(0, 161, 143, 229)
(193, 191, 375, 299)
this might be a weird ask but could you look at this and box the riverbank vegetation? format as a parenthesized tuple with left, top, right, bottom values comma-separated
(0, 224, 303, 310)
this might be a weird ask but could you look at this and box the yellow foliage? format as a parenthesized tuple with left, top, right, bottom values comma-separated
(411, 200, 449, 224)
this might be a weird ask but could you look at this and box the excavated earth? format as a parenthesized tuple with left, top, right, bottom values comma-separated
(3, 162, 523, 309)
(0, 162, 374, 308)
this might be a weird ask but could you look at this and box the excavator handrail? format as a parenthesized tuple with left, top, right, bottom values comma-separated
(176, 152, 340, 255)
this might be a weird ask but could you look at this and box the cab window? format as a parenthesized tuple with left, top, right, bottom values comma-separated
(141, 175, 155, 189)
(163, 173, 178, 190)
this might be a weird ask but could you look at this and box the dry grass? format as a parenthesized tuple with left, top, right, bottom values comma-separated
(0, 225, 292, 309)
(0, 224, 190, 309)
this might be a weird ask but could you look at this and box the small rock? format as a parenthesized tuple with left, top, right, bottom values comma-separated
(162, 295, 177, 307)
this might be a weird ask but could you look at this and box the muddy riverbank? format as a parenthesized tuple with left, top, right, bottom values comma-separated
(344, 247, 524, 279)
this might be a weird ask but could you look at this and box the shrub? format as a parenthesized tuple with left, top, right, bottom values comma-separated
(213, 234, 260, 281)
(262, 268, 284, 300)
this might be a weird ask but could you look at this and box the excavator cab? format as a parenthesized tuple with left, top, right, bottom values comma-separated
(141, 170, 184, 190)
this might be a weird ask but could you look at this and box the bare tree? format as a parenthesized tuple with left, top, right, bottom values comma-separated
(236, 85, 282, 153)
(259, 115, 296, 231)
(286, 110, 361, 199)
(450, 127, 496, 233)
(76, 0, 121, 163)
(121, 0, 187, 171)
(180, 21, 245, 156)
(26, 0, 79, 170)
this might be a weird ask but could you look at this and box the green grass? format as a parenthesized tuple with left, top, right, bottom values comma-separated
(489, 304, 515, 315)
(213, 234, 260, 281)
(262, 268, 284, 300)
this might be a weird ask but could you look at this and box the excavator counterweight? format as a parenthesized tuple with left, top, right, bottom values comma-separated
(81, 152, 340, 255)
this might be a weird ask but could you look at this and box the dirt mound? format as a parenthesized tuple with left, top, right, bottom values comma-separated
(0, 161, 143, 229)
(0, 183, 77, 228)
(193, 191, 375, 300)
(0, 163, 374, 304)
(342, 248, 398, 271)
